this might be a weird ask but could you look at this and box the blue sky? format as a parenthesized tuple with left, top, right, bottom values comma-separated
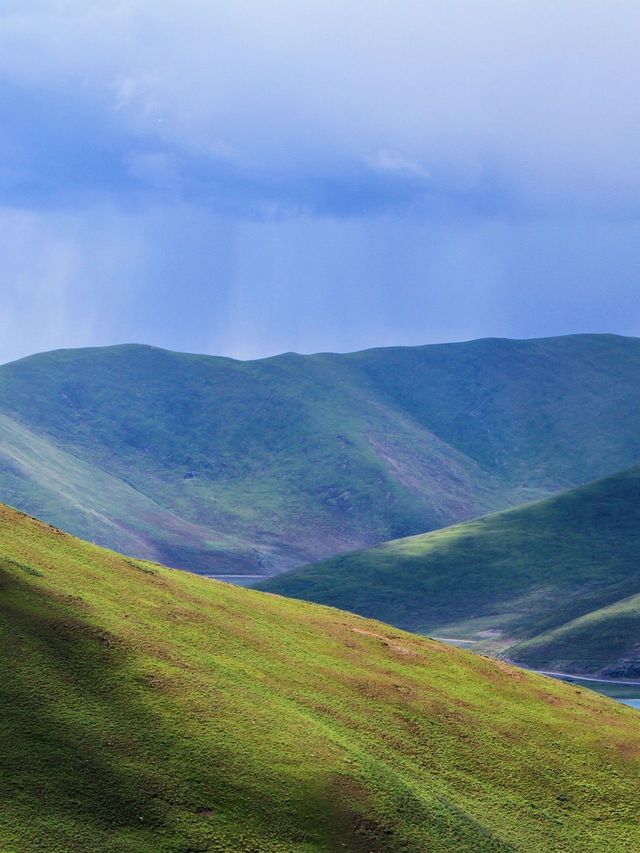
(1, 1, 640, 362)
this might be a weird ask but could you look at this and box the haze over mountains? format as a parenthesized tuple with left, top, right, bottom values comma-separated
(2, 501, 640, 852)
(2, 333, 640, 576)
(260, 465, 640, 677)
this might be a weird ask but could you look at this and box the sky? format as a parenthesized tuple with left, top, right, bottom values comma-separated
(1, 0, 640, 363)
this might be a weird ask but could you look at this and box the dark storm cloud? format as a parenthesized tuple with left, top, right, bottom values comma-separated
(0, 1, 639, 363)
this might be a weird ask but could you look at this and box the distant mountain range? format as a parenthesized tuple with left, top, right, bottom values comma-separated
(2, 501, 640, 851)
(1, 333, 640, 575)
(259, 465, 640, 677)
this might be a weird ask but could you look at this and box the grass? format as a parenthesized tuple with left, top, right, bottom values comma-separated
(259, 465, 640, 676)
(550, 676, 640, 703)
(510, 592, 640, 676)
(2, 503, 640, 851)
(2, 333, 640, 575)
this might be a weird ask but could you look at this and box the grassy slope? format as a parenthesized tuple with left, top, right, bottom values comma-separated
(2, 505, 640, 852)
(0, 413, 238, 568)
(510, 592, 640, 677)
(259, 466, 640, 675)
(2, 334, 640, 574)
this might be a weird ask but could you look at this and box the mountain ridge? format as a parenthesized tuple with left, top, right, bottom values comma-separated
(2, 333, 640, 574)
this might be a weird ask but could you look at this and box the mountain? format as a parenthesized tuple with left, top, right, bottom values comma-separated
(2, 503, 640, 852)
(258, 466, 640, 676)
(2, 333, 640, 574)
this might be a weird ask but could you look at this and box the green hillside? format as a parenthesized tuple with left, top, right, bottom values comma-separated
(510, 592, 640, 677)
(2, 503, 640, 852)
(2, 334, 640, 575)
(259, 466, 640, 676)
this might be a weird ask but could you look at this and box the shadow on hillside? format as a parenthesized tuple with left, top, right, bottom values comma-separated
(0, 565, 172, 845)
(0, 564, 379, 852)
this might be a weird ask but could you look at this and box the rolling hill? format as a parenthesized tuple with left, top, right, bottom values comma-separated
(258, 466, 640, 676)
(2, 333, 640, 574)
(2, 502, 640, 851)
(509, 591, 640, 677)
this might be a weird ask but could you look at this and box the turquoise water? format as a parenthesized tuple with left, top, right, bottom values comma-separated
(620, 698, 640, 709)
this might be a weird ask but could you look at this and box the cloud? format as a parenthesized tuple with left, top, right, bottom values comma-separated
(368, 150, 430, 180)
(0, 1, 639, 219)
(0, 2, 639, 364)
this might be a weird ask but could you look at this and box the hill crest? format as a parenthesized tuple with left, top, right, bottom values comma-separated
(2, 332, 640, 574)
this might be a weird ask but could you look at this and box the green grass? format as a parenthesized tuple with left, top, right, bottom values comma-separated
(2, 503, 640, 851)
(259, 465, 640, 676)
(551, 676, 640, 702)
(2, 333, 640, 575)
(510, 592, 640, 676)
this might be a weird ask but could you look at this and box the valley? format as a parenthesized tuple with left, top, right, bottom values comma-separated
(259, 464, 640, 678)
(5, 7, 636, 849)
